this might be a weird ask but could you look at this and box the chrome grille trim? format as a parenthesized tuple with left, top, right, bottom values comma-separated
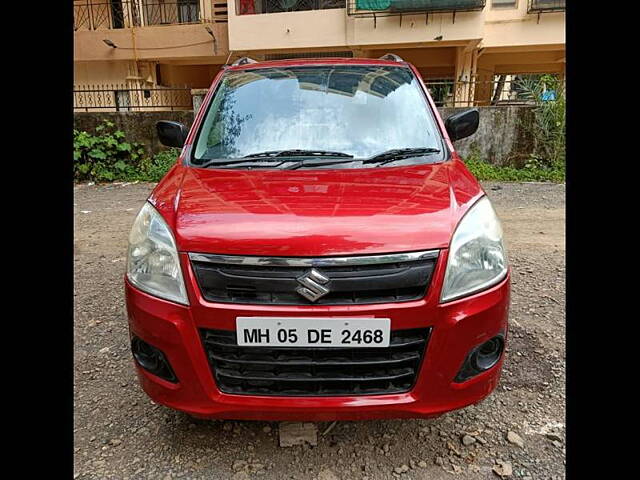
(187, 250, 439, 268)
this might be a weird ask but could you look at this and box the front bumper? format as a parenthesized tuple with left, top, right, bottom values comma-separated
(125, 252, 510, 421)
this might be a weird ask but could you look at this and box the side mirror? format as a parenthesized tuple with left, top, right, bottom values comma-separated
(156, 121, 189, 148)
(444, 109, 479, 141)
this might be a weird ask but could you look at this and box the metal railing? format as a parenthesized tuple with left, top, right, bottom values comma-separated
(236, 0, 344, 15)
(347, 0, 485, 18)
(424, 73, 565, 107)
(528, 0, 565, 13)
(74, 1, 203, 30)
(73, 74, 563, 112)
(74, 85, 193, 111)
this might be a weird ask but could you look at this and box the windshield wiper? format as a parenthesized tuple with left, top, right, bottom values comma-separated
(243, 149, 353, 159)
(286, 147, 443, 170)
(284, 158, 361, 170)
(197, 148, 439, 170)
(197, 157, 294, 169)
(197, 150, 354, 169)
(362, 147, 441, 165)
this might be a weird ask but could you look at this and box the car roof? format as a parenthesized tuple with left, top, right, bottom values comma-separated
(224, 57, 413, 72)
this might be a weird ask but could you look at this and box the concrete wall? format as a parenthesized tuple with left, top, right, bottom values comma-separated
(440, 106, 534, 167)
(74, 106, 534, 165)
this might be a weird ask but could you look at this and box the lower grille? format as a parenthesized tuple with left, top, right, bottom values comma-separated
(200, 328, 431, 396)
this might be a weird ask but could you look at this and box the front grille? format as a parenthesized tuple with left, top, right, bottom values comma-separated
(200, 328, 431, 396)
(189, 251, 438, 305)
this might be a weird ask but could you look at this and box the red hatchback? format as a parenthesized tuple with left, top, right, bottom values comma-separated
(125, 56, 510, 421)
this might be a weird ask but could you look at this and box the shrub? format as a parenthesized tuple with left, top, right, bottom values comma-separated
(137, 149, 180, 182)
(516, 74, 566, 171)
(73, 120, 179, 182)
(73, 120, 147, 182)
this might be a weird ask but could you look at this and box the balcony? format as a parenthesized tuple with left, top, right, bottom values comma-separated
(74, 1, 230, 62)
(236, 0, 344, 15)
(74, 1, 204, 30)
(527, 0, 565, 13)
(346, 0, 486, 18)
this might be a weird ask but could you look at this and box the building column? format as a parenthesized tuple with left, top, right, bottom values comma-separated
(473, 66, 495, 107)
(454, 45, 477, 107)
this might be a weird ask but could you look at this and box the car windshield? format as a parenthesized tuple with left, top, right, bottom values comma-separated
(192, 65, 444, 165)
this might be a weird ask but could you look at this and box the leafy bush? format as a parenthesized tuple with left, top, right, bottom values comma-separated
(136, 149, 180, 182)
(73, 120, 147, 182)
(73, 120, 179, 182)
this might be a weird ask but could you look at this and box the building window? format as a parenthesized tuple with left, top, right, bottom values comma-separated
(115, 90, 131, 112)
(492, 0, 517, 7)
(155, 64, 166, 87)
(178, 0, 200, 23)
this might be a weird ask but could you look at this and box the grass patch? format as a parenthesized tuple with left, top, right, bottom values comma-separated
(464, 158, 565, 183)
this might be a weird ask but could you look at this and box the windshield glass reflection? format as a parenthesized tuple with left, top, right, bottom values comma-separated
(193, 66, 441, 162)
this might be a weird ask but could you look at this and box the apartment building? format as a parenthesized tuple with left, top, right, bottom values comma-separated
(73, 0, 565, 110)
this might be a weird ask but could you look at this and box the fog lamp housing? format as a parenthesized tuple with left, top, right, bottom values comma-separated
(454, 334, 505, 383)
(131, 336, 178, 383)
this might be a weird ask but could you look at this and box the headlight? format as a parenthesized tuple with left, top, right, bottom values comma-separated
(127, 202, 189, 305)
(441, 196, 508, 303)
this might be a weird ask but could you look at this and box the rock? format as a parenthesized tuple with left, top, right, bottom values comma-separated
(262, 426, 272, 434)
(506, 431, 524, 448)
(317, 469, 340, 480)
(278, 422, 318, 447)
(232, 460, 248, 471)
(545, 433, 562, 442)
(435, 456, 444, 466)
(493, 460, 513, 477)
(393, 465, 409, 474)
(462, 434, 476, 446)
(418, 461, 427, 468)
(231, 472, 250, 480)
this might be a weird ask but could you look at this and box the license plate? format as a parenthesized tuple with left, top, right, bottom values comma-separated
(236, 317, 391, 348)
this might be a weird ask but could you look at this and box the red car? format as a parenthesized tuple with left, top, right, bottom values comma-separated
(125, 56, 510, 421)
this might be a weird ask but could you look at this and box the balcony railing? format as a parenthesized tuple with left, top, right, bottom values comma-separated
(236, 0, 344, 15)
(347, 0, 486, 18)
(74, 1, 203, 30)
(74, 84, 193, 111)
(424, 73, 565, 107)
(527, 0, 565, 13)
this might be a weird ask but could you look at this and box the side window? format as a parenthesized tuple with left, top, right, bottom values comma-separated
(492, 0, 517, 7)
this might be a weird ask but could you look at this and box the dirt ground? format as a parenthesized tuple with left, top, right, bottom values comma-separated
(74, 181, 565, 480)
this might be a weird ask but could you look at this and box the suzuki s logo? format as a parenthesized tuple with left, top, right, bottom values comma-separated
(296, 268, 330, 302)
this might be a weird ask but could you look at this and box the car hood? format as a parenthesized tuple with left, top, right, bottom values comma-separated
(149, 161, 484, 257)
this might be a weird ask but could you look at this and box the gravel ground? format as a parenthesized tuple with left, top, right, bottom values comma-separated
(74, 181, 565, 480)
